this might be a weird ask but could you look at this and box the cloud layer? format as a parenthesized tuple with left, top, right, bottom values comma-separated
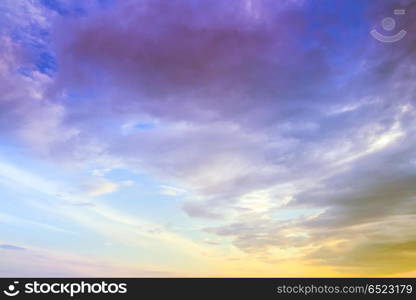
(1, 0, 416, 276)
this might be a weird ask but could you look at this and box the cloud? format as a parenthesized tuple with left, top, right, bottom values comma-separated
(28, 1, 416, 274)
(0, 244, 175, 277)
(0, 1, 80, 159)
(54, 0, 335, 124)
(80, 178, 120, 197)
(0, 244, 26, 251)
(204, 113, 416, 274)
(305, 214, 416, 275)
(38, 0, 415, 219)
(79, 177, 134, 197)
(159, 185, 186, 197)
(1, 0, 416, 276)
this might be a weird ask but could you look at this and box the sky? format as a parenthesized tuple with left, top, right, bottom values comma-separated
(0, 0, 416, 277)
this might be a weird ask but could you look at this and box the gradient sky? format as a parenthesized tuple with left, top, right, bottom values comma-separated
(1, 0, 416, 277)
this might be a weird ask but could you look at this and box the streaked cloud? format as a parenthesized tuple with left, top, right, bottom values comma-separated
(0, 244, 25, 251)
